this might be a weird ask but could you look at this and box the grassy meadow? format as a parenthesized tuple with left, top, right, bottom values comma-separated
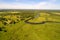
(0, 10, 60, 40)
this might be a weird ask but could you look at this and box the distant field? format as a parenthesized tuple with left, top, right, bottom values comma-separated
(0, 10, 60, 40)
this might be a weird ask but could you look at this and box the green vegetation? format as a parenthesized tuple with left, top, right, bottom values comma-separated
(0, 10, 60, 40)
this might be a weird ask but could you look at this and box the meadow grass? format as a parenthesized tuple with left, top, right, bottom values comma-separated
(0, 11, 60, 40)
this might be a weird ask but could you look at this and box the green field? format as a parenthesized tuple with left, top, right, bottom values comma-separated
(0, 10, 60, 40)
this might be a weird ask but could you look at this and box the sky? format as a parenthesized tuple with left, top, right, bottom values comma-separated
(0, 0, 60, 9)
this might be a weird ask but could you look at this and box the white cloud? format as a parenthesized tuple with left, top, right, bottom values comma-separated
(35, 2, 60, 9)
(0, 2, 60, 9)
(48, 0, 57, 2)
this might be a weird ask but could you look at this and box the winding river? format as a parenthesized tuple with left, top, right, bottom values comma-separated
(25, 13, 60, 24)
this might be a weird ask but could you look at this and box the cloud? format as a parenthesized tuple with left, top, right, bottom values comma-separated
(35, 2, 60, 9)
(52, 0, 57, 1)
(0, 1, 60, 9)
(0, 3, 35, 9)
